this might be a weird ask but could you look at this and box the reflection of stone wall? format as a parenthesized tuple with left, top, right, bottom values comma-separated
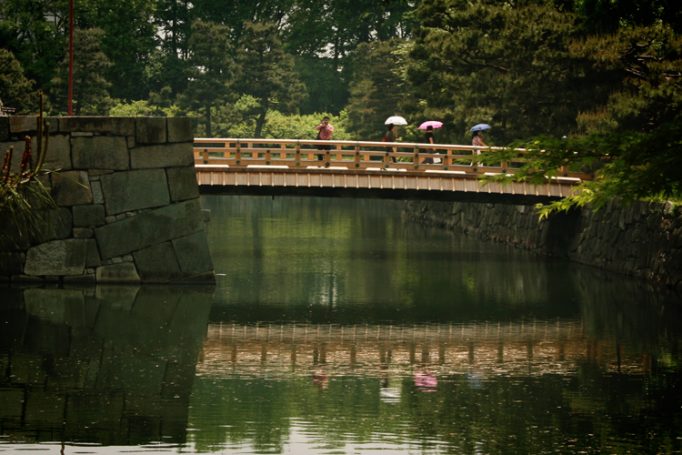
(0, 116, 214, 283)
(404, 200, 682, 291)
(0, 286, 212, 444)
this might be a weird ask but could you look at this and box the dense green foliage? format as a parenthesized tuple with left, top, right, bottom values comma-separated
(0, 0, 680, 210)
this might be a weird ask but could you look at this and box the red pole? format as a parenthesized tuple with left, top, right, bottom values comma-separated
(67, 0, 74, 115)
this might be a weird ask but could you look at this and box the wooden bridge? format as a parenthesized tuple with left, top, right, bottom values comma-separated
(194, 138, 589, 203)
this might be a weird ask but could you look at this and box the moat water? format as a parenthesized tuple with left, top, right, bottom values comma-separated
(1, 195, 680, 454)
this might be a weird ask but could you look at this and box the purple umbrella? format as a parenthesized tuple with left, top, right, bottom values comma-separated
(418, 120, 443, 130)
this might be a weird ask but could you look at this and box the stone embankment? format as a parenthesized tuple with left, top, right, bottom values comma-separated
(0, 116, 214, 284)
(404, 200, 682, 291)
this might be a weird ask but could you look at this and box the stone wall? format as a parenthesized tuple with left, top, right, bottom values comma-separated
(0, 116, 214, 284)
(403, 200, 682, 291)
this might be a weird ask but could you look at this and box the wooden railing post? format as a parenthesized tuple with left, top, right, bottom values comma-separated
(413, 147, 420, 170)
(354, 145, 361, 169)
(235, 140, 241, 166)
(249, 141, 256, 160)
(335, 144, 342, 165)
(265, 149, 271, 165)
(295, 142, 301, 167)
(500, 160, 508, 173)
(202, 148, 209, 164)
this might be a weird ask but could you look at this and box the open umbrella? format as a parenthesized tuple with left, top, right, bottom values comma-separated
(470, 123, 491, 133)
(385, 115, 408, 126)
(418, 120, 443, 130)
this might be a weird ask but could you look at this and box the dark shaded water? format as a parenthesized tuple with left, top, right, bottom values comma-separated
(1, 195, 681, 454)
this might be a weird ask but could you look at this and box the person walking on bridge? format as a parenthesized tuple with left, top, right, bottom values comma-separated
(423, 125, 436, 164)
(470, 123, 490, 167)
(315, 116, 334, 163)
(382, 124, 399, 163)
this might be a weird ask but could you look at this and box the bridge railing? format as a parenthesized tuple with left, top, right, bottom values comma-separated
(193, 138, 589, 180)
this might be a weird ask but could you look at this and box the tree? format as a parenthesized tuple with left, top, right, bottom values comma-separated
(529, 22, 682, 215)
(343, 40, 413, 141)
(407, 0, 597, 144)
(573, 0, 682, 34)
(51, 28, 112, 115)
(77, 0, 157, 100)
(0, 0, 65, 94)
(235, 21, 307, 137)
(151, 0, 193, 95)
(0, 48, 39, 113)
(282, 0, 416, 115)
(261, 110, 350, 140)
(179, 19, 234, 137)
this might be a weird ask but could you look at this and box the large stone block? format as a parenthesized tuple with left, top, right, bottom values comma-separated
(8, 207, 72, 250)
(51, 170, 92, 206)
(30, 207, 73, 245)
(59, 116, 135, 136)
(94, 199, 204, 259)
(167, 118, 193, 143)
(9, 115, 39, 134)
(24, 239, 88, 276)
(91, 180, 104, 203)
(0, 117, 9, 141)
(85, 238, 101, 268)
(96, 262, 140, 283)
(130, 142, 193, 169)
(0, 139, 32, 173)
(166, 166, 199, 202)
(172, 231, 214, 275)
(135, 117, 167, 144)
(72, 136, 129, 170)
(100, 169, 170, 215)
(73, 204, 106, 227)
(43, 134, 72, 170)
(132, 242, 181, 282)
(0, 205, 73, 251)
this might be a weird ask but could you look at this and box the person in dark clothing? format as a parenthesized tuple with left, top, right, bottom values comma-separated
(383, 124, 398, 163)
(423, 125, 435, 164)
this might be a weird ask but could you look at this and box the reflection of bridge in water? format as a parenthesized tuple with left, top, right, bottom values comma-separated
(198, 322, 651, 378)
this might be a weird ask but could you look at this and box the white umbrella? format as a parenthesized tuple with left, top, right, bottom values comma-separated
(385, 115, 408, 126)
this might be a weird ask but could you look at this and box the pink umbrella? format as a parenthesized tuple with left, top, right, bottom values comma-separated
(418, 120, 443, 130)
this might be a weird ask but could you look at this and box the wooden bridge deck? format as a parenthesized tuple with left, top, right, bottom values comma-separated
(194, 138, 587, 202)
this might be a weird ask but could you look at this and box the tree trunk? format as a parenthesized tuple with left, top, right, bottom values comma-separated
(254, 106, 267, 138)
(205, 103, 212, 137)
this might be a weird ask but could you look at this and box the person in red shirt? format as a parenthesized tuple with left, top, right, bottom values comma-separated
(315, 116, 334, 163)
